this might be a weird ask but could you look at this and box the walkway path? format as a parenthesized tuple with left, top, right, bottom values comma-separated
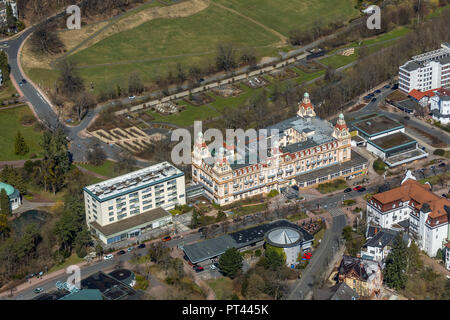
(211, 2, 287, 45)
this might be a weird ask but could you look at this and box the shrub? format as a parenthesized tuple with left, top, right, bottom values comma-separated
(433, 149, 445, 156)
(255, 249, 261, 257)
(267, 189, 279, 198)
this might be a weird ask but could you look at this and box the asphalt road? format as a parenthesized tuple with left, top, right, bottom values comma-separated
(11, 231, 203, 300)
(288, 208, 347, 300)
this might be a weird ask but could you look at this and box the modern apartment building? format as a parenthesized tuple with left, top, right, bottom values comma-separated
(192, 93, 368, 206)
(83, 162, 186, 245)
(366, 171, 450, 257)
(398, 43, 450, 93)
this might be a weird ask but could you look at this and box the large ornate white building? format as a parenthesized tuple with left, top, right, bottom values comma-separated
(192, 93, 368, 206)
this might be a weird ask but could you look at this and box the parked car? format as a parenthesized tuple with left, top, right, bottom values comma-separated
(137, 243, 146, 249)
(371, 98, 377, 102)
(128, 95, 135, 99)
(384, 85, 391, 89)
(117, 250, 126, 255)
(162, 236, 172, 242)
(210, 264, 217, 270)
(438, 163, 446, 167)
(344, 188, 352, 193)
(375, 89, 381, 94)
(103, 254, 113, 260)
(194, 266, 204, 272)
(358, 187, 367, 192)
(302, 252, 312, 260)
(127, 247, 134, 252)
(34, 288, 44, 294)
(353, 186, 362, 191)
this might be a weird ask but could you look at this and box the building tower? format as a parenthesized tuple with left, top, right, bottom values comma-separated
(297, 92, 316, 118)
(332, 113, 351, 161)
(192, 132, 209, 167)
(332, 113, 350, 140)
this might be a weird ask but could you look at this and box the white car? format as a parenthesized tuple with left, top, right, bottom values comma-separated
(128, 95, 136, 100)
(103, 254, 114, 260)
(210, 264, 216, 270)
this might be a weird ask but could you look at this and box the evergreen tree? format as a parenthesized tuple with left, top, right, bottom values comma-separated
(190, 209, 199, 228)
(14, 131, 29, 155)
(0, 189, 11, 216)
(40, 129, 70, 194)
(218, 247, 243, 278)
(265, 244, 286, 270)
(383, 234, 408, 290)
(6, 3, 16, 29)
(0, 50, 9, 77)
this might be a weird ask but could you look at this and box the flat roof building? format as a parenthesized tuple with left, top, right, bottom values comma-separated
(352, 115, 428, 167)
(183, 219, 313, 265)
(83, 161, 186, 245)
(351, 115, 404, 140)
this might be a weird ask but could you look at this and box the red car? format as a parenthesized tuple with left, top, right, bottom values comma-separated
(302, 252, 312, 260)
(162, 236, 172, 242)
(194, 266, 204, 272)
(353, 186, 362, 191)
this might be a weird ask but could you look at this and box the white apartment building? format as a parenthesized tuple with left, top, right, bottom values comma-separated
(83, 161, 186, 245)
(398, 43, 450, 93)
(366, 171, 450, 257)
(192, 93, 368, 206)
(430, 88, 450, 124)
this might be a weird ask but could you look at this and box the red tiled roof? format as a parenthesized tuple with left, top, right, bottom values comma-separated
(300, 102, 313, 109)
(408, 88, 437, 101)
(372, 179, 449, 219)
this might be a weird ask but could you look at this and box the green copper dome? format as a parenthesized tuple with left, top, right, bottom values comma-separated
(0, 182, 15, 196)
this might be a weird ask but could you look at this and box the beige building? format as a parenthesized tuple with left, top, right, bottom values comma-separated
(192, 93, 368, 206)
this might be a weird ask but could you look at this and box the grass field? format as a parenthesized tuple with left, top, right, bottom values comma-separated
(207, 277, 234, 300)
(147, 100, 220, 127)
(214, 0, 359, 36)
(77, 160, 117, 178)
(0, 80, 19, 102)
(316, 179, 348, 194)
(0, 105, 43, 161)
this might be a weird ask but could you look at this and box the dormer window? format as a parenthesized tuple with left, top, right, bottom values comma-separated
(392, 204, 396, 209)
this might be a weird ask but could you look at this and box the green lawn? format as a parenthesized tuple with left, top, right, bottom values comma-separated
(292, 68, 325, 84)
(0, 105, 43, 161)
(147, 100, 220, 127)
(214, 0, 359, 36)
(316, 179, 348, 194)
(206, 277, 234, 300)
(234, 203, 267, 216)
(69, 5, 278, 70)
(48, 253, 84, 273)
(0, 79, 19, 102)
(419, 172, 450, 185)
(77, 160, 117, 178)
(313, 227, 325, 247)
(318, 49, 359, 69)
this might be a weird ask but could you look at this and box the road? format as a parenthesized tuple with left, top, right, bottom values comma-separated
(347, 85, 450, 147)
(288, 208, 347, 300)
(10, 231, 202, 300)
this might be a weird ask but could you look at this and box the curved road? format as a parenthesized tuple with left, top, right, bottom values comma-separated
(288, 208, 347, 300)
